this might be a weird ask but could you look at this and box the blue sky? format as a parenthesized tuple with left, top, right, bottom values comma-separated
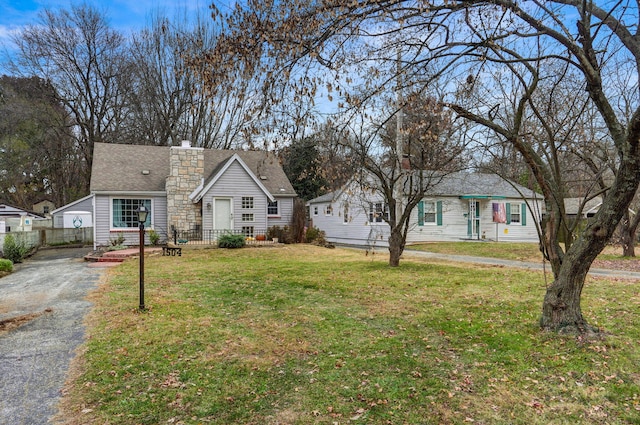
(0, 0, 213, 48)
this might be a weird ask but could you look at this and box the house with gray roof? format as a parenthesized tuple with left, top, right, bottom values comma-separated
(90, 141, 296, 248)
(307, 171, 543, 247)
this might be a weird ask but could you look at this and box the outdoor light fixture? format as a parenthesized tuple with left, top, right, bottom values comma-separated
(135, 205, 148, 310)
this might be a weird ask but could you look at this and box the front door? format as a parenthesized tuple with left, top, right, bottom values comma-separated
(213, 198, 233, 231)
(467, 200, 481, 239)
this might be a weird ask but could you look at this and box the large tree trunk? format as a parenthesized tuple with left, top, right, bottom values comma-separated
(541, 163, 640, 332)
(540, 247, 596, 333)
(540, 217, 613, 333)
(388, 228, 405, 267)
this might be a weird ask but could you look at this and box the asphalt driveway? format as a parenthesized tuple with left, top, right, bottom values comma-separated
(0, 247, 106, 425)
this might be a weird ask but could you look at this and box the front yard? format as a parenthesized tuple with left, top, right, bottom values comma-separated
(57, 244, 640, 424)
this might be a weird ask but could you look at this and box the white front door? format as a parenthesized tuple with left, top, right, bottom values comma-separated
(213, 198, 233, 230)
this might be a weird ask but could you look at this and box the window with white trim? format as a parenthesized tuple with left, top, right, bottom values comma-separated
(267, 200, 279, 216)
(325, 204, 333, 216)
(242, 197, 254, 209)
(313, 206, 319, 216)
(510, 203, 521, 223)
(423, 201, 436, 224)
(343, 203, 349, 224)
(242, 226, 254, 237)
(242, 213, 254, 222)
(112, 199, 151, 229)
(369, 202, 389, 223)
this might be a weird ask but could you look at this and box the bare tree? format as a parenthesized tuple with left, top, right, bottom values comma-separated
(433, 1, 640, 334)
(331, 89, 468, 266)
(206, 0, 640, 334)
(125, 11, 270, 149)
(8, 4, 131, 189)
(478, 65, 615, 251)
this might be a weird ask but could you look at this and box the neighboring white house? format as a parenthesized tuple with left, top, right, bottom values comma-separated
(0, 204, 43, 233)
(307, 171, 543, 247)
(89, 141, 297, 248)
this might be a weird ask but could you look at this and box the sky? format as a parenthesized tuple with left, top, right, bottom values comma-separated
(0, 0, 213, 51)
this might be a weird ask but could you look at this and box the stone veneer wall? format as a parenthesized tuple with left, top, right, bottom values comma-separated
(166, 144, 204, 233)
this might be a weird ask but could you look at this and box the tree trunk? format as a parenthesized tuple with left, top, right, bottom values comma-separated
(541, 191, 635, 332)
(621, 229, 635, 257)
(540, 202, 564, 279)
(388, 228, 404, 267)
(619, 210, 637, 257)
(540, 258, 592, 334)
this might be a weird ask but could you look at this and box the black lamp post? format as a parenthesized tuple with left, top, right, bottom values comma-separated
(135, 205, 149, 311)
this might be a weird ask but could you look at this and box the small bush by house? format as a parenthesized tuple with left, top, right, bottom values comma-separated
(305, 226, 326, 244)
(3, 234, 32, 263)
(148, 229, 161, 245)
(218, 234, 246, 249)
(0, 258, 13, 272)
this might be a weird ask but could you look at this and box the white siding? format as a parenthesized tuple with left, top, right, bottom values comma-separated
(310, 194, 543, 247)
(94, 195, 111, 247)
(309, 191, 391, 248)
(406, 197, 541, 243)
(267, 196, 295, 228)
(201, 161, 269, 233)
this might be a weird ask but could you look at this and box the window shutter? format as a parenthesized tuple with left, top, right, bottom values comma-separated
(418, 201, 424, 226)
(436, 201, 443, 226)
(506, 203, 511, 224)
(521, 203, 527, 226)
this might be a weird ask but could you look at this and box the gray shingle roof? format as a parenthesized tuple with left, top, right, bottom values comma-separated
(427, 172, 540, 199)
(90, 143, 170, 192)
(308, 191, 338, 203)
(306, 171, 540, 204)
(564, 197, 602, 216)
(90, 142, 296, 196)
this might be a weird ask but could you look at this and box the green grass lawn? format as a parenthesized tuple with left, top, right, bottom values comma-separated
(58, 245, 640, 424)
(407, 241, 543, 262)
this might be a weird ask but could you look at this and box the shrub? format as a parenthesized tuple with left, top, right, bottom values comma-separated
(3, 234, 31, 264)
(109, 232, 125, 247)
(0, 258, 13, 272)
(266, 225, 292, 244)
(148, 229, 161, 245)
(305, 226, 323, 243)
(218, 234, 246, 249)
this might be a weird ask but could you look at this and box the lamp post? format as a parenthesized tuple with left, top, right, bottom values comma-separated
(135, 205, 149, 311)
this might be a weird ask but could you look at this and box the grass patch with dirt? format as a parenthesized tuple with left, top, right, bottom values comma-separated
(57, 245, 640, 424)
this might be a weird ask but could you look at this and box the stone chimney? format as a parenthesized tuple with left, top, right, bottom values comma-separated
(166, 140, 204, 233)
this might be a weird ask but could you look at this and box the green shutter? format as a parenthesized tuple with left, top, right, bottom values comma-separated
(418, 201, 424, 226)
(521, 203, 527, 226)
(436, 201, 443, 226)
(506, 203, 511, 224)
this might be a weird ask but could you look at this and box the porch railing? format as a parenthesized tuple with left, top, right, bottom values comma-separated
(171, 229, 274, 245)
